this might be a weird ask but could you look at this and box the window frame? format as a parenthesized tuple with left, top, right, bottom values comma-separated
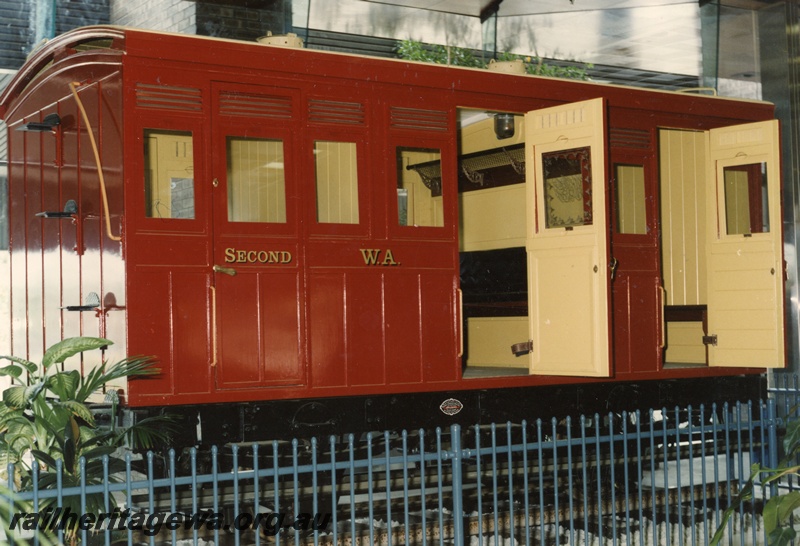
(720, 160, 770, 237)
(131, 115, 208, 235)
(214, 123, 297, 238)
(388, 136, 454, 241)
(307, 128, 370, 238)
(609, 149, 657, 245)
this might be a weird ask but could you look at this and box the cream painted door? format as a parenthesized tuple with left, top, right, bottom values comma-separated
(707, 120, 785, 368)
(524, 98, 611, 377)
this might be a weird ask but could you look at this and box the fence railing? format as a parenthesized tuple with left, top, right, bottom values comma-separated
(2, 399, 785, 546)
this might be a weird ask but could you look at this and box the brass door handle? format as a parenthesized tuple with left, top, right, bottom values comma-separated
(213, 265, 237, 276)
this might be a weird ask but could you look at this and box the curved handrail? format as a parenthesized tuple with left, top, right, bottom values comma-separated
(69, 80, 122, 242)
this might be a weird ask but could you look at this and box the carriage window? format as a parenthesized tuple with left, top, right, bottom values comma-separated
(144, 130, 195, 219)
(227, 137, 286, 223)
(615, 164, 646, 234)
(397, 147, 444, 227)
(723, 162, 769, 235)
(542, 146, 592, 229)
(314, 141, 360, 224)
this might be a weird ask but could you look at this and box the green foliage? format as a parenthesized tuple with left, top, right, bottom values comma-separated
(395, 39, 484, 68)
(396, 39, 591, 80)
(0, 483, 56, 545)
(0, 337, 175, 542)
(711, 410, 800, 545)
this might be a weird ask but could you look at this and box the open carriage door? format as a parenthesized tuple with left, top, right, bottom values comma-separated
(524, 98, 611, 377)
(706, 120, 785, 368)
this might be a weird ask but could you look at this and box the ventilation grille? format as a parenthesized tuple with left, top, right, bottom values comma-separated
(391, 107, 448, 132)
(610, 127, 651, 149)
(533, 106, 586, 130)
(136, 84, 202, 112)
(219, 92, 293, 119)
(308, 99, 365, 125)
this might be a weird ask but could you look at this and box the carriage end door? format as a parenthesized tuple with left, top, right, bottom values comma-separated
(707, 120, 785, 368)
(524, 98, 612, 377)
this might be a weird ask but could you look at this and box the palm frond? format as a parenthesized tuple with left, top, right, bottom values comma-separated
(79, 445, 119, 462)
(83, 457, 126, 477)
(79, 428, 116, 447)
(118, 415, 177, 450)
(76, 356, 159, 401)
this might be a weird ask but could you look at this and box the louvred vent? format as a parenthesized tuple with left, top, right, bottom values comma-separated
(391, 107, 448, 132)
(308, 99, 365, 125)
(220, 92, 292, 119)
(136, 83, 202, 112)
(610, 127, 651, 149)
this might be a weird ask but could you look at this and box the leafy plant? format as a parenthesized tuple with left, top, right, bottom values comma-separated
(396, 39, 591, 80)
(396, 39, 484, 68)
(0, 337, 175, 544)
(711, 412, 800, 545)
(0, 483, 56, 545)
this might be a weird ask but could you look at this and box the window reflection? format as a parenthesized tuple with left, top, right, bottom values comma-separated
(397, 147, 444, 227)
(723, 162, 769, 235)
(144, 129, 195, 219)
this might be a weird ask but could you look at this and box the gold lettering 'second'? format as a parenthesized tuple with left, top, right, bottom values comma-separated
(223, 248, 293, 264)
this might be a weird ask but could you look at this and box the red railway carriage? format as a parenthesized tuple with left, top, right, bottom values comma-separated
(0, 27, 785, 440)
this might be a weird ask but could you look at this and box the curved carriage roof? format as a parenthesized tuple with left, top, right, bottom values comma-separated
(0, 26, 127, 120)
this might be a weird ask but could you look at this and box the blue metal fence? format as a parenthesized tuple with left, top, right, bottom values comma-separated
(2, 398, 786, 545)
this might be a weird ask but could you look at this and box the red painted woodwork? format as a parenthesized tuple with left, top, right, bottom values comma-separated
(0, 26, 781, 411)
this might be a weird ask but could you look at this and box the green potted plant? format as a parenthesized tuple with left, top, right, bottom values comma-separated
(0, 337, 174, 544)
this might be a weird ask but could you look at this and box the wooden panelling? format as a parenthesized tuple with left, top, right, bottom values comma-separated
(459, 184, 526, 251)
(659, 129, 706, 306)
(665, 322, 706, 364)
(467, 316, 529, 368)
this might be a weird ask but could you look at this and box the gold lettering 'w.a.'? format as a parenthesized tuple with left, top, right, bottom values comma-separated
(360, 249, 399, 266)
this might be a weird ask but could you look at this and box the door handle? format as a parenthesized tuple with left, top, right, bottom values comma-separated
(609, 257, 619, 281)
(213, 265, 237, 276)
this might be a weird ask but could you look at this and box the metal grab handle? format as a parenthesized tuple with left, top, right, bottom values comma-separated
(659, 285, 666, 349)
(457, 288, 464, 358)
(210, 286, 218, 368)
(213, 265, 237, 276)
